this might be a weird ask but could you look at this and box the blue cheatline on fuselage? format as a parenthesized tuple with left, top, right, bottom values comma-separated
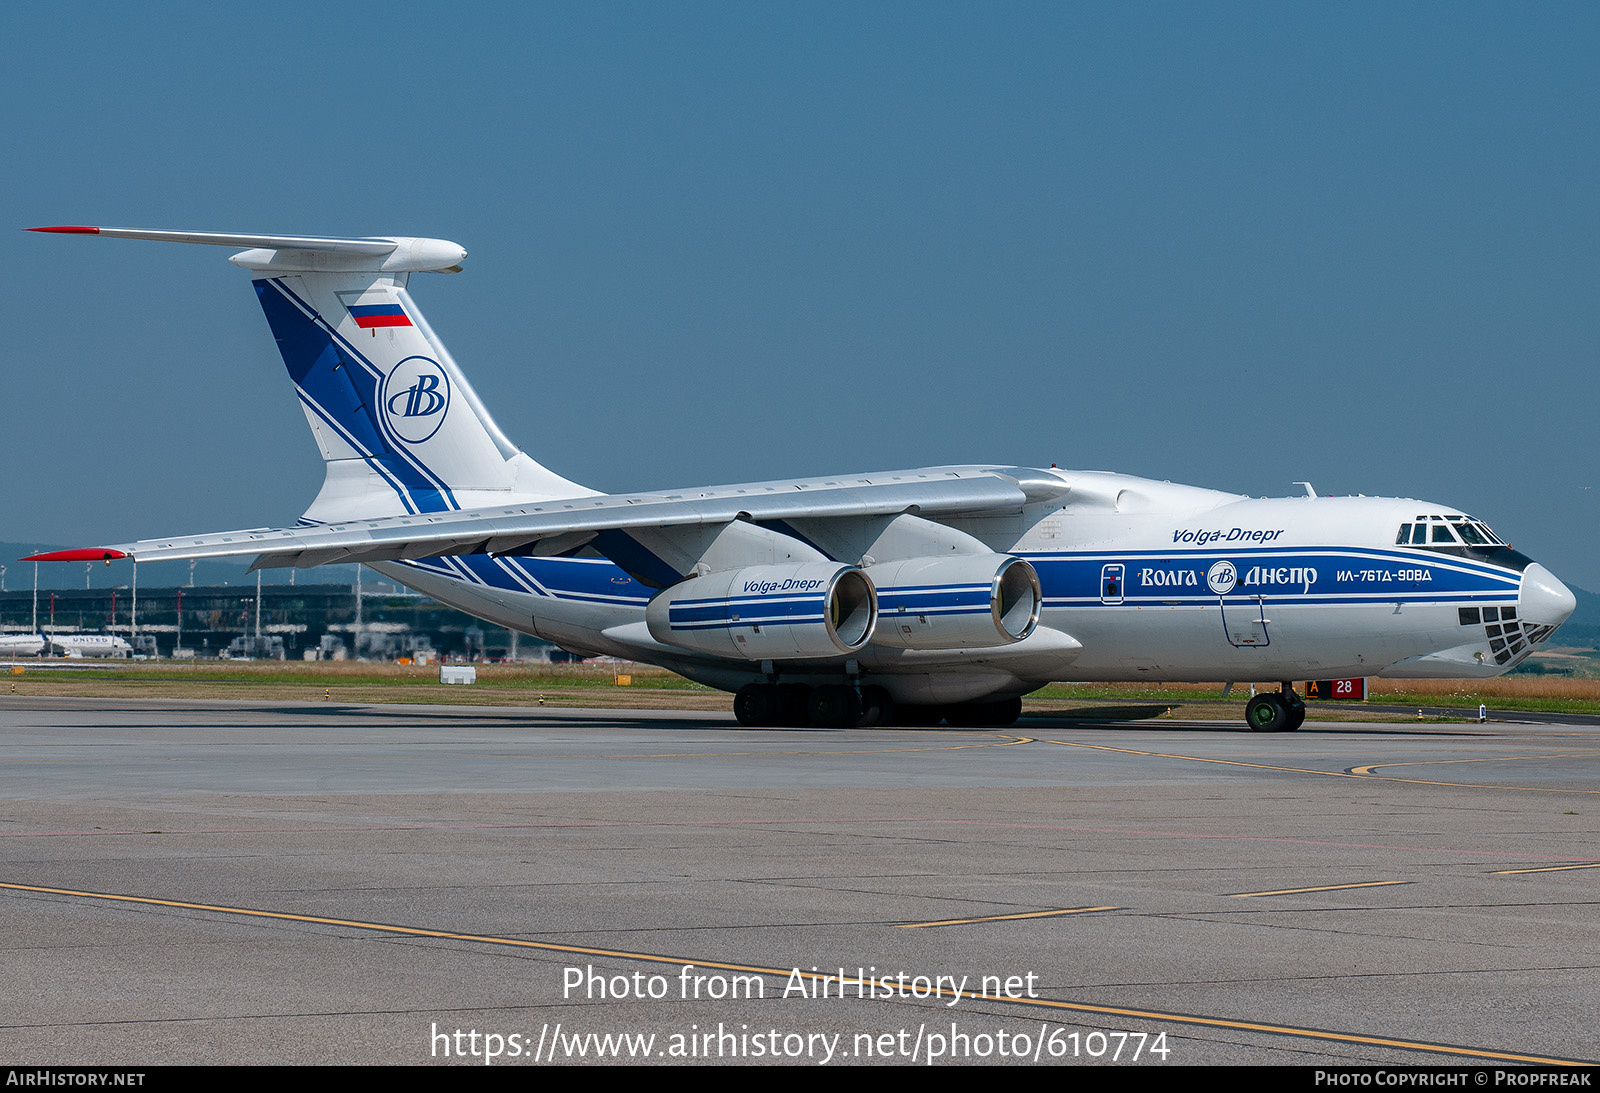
(1028, 546, 1521, 609)
(401, 545, 1521, 618)
(405, 554, 649, 607)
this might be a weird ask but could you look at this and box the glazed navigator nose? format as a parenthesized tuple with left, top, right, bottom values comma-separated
(1519, 563, 1577, 629)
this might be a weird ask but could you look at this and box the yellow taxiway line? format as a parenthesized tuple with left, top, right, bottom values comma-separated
(1229, 880, 1409, 898)
(2, 880, 1588, 1066)
(897, 906, 1117, 928)
(1490, 862, 1600, 875)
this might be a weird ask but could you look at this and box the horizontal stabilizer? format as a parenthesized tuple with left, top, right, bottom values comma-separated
(27, 225, 466, 273)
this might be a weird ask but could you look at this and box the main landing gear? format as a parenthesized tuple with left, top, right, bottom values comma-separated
(734, 682, 887, 728)
(732, 683, 1023, 729)
(1244, 685, 1305, 732)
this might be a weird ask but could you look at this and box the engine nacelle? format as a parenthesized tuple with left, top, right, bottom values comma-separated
(869, 554, 1040, 649)
(646, 562, 878, 660)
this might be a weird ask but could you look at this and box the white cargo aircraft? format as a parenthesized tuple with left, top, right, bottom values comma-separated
(23, 226, 1577, 730)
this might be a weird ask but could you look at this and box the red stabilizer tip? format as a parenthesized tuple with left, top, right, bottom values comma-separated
(21, 548, 128, 562)
(27, 225, 101, 234)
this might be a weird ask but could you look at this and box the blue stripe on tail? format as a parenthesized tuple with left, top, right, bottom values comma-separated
(254, 278, 453, 513)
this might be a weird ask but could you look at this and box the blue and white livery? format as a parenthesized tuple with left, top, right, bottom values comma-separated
(24, 226, 1578, 731)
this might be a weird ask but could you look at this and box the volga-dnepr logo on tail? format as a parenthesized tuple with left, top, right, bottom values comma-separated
(382, 356, 451, 444)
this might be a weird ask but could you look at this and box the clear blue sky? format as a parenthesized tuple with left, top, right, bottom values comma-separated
(5, 2, 1597, 589)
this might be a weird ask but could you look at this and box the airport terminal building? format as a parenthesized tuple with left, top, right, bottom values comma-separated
(0, 582, 561, 661)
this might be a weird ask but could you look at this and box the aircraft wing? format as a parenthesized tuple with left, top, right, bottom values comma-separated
(25, 468, 1038, 570)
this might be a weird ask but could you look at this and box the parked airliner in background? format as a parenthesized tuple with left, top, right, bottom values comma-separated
(22, 226, 1577, 730)
(0, 634, 132, 658)
(0, 635, 47, 658)
(48, 634, 135, 659)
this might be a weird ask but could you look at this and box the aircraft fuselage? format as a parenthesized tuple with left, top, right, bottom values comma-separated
(373, 468, 1571, 706)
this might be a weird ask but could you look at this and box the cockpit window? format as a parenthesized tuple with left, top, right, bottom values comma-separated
(1398, 514, 1506, 550)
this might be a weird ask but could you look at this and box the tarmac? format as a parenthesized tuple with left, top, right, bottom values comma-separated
(1, 695, 1596, 1066)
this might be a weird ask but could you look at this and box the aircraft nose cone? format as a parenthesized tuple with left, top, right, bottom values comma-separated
(1519, 563, 1577, 628)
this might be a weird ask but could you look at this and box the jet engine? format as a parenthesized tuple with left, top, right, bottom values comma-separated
(646, 562, 877, 660)
(868, 554, 1040, 649)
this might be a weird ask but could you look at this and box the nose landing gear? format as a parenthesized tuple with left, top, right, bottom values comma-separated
(1245, 685, 1305, 732)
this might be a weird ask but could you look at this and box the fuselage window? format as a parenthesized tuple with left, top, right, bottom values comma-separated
(1431, 524, 1457, 544)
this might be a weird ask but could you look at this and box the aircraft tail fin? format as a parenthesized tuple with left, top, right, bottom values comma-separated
(29, 226, 594, 522)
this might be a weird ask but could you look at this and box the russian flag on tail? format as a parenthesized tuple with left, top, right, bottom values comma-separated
(337, 289, 413, 329)
(346, 302, 412, 329)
